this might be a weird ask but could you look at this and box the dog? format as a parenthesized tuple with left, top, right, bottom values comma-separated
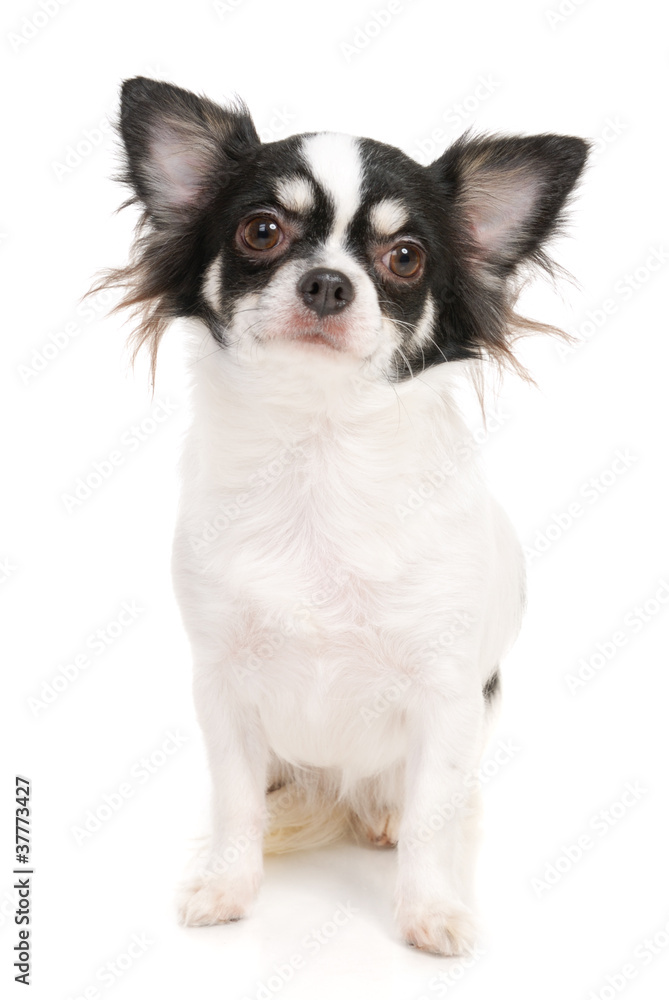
(102, 76, 587, 956)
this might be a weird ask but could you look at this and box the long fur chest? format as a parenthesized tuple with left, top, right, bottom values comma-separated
(177, 350, 493, 619)
(171, 348, 522, 770)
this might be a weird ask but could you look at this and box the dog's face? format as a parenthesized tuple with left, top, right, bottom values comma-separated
(113, 78, 587, 382)
(199, 130, 449, 375)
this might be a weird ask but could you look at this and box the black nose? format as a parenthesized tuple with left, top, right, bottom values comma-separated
(297, 268, 355, 316)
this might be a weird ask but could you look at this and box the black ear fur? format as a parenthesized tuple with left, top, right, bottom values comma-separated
(426, 131, 589, 375)
(93, 78, 260, 386)
(432, 131, 589, 276)
(119, 76, 260, 221)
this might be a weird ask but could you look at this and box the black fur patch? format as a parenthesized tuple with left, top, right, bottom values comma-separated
(483, 670, 500, 702)
(102, 77, 589, 383)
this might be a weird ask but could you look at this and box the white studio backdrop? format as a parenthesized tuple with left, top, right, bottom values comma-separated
(2, 1, 668, 998)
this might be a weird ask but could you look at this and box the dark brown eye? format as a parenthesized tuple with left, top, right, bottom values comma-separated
(386, 243, 423, 278)
(242, 217, 283, 251)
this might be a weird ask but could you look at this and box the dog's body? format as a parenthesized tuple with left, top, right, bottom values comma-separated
(172, 335, 523, 952)
(106, 78, 587, 955)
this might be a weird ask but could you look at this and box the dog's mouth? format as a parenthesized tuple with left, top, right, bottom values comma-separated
(259, 307, 365, 357)
(284, 328, 344, 351)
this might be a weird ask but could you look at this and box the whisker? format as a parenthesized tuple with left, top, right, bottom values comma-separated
(194, 314, 267, 366)
(394, 346, 414, 382)
(420, 331, 450, 367)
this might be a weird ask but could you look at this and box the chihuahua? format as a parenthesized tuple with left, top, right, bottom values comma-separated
(103, 77, 587, 955)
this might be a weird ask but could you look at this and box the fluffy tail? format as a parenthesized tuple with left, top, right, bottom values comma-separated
(263, 782, 352, 855)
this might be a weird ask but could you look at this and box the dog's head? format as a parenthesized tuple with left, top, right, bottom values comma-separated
(105, 77, 588, 384)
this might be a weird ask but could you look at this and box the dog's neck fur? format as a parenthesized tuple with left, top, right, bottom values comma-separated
(184, 325, 477, 485)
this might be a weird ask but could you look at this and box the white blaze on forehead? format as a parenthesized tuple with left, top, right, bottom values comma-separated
(275, 175, 315, 213)
(369, 198, 409, 237)
(301, 132, 363, 242)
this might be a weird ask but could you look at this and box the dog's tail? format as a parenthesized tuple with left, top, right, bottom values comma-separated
(263, 783, 352, 855)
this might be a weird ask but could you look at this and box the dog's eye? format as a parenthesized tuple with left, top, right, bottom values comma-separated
(242, 217, 284, 251)
(384, 244, 424, 279)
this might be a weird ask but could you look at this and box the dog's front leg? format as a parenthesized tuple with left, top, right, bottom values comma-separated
(395, 677, 484, 956)
(178, 662, 267, 926)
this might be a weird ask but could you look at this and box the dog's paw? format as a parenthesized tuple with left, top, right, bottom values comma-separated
(177, 875, 259, 927)
(351, 805, 401, 848)
(362, 809, 400, 848)
(397, 901, 477, 956)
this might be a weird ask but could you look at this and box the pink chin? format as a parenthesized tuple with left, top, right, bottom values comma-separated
(285, 330, 345, 352)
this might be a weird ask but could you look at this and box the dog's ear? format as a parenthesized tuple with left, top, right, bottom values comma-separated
(427, 132, 589, 375)
(92, 79, 260, 387)
(119, 76, 260, 221)
(431, 131, 588, 277)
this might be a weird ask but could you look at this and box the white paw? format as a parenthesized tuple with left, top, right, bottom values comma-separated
(177, 874, 259, 927)
(397, 901, 477, 956)
(358, 809, 401, 848)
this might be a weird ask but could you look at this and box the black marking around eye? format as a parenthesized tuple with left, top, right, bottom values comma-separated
(196, 135, 341, 335)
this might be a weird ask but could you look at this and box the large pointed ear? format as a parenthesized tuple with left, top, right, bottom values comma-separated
(425, 131, 588, 377)
(431, 131, 589, 278)
(119, 76, 260, 222)
(92, 78, 260, 388)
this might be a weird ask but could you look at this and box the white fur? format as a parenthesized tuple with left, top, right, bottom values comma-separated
(174, 324, 524, 953)
(201, 256, 221, 313)
(301, 132, 362, 242)
(274, 175, 315, 213)
(408, 292, 437, 352)
(369, 197, 409, 236)
(221, 253, 397, 368)
(172, 126, 525, 955)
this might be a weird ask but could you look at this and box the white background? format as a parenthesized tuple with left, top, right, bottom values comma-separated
(2, 1, 668, 998)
